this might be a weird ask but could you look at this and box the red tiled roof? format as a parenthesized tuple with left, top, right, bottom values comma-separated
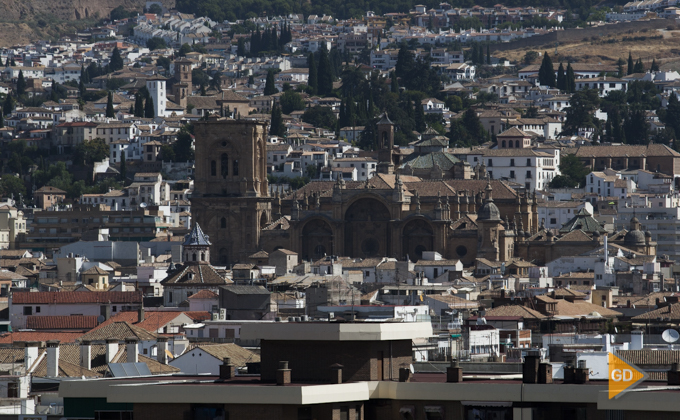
(188, 290, 218, 300)
(11, 291, 142, 304)
(0, 331, 84, 344)
(96, 311, 186, 333)
(183, 311, 212, 322)
(26, 315, 98, 330)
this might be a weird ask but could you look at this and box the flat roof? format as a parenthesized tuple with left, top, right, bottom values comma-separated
(239, 321, 434, 341)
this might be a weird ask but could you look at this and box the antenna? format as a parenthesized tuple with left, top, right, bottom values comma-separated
(139, 202, 148, 208)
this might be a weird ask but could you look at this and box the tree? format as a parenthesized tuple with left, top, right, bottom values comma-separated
(396, 44, 416, 78)
(145, 96, 155, 118)
(148, 3, 162, 14)
(538, 51, 556, 87)
(264, 70, 277, 95)
(3, 94, 13, 116)
(556, 63, 566, 91)
(16, 70, 26, 96)
(210, 72, 222, 92)
(269, 103, 285, 136)
(523, 50, 539, 65)
(74, 139, 109, 165)
(448, 108, 487, 147)
(308, 52, 318, 95)
(317, 45, 333, 96)
(390, 71, 399, 93)
(237, 37, 246, 57)
(486, 44, 491, 65)
(566, 63, 576, 93)
(302, 106, 337, 130)
(279, 90, 305, 114)
(134, 93, 145, 117)
(110, 5, 133, 20)
(627, 52, 634, 75)
(147, 37, 167, 50)
(178, 43, 192, 57)
(563, 89, 600, 135)
(617, 58, 625, 78)
(651, 59, 660, 72)
(0, 175, 26, 198)
(633, 58, 644, 74)
(106, 92, 115, 118)
(549, 154, 591, 188)
(414, 100, 426, 133)
(172, 125, 194, 161)
(110, 46, 124, 71)
(666, 94, 680, 137)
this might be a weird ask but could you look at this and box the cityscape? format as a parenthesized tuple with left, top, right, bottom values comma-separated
(0, 0, 678, 418)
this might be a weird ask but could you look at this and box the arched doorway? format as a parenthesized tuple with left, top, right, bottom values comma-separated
(344, 198, 391, 258)
(402, 219, 434, 261)
(301, 219, 334, 261)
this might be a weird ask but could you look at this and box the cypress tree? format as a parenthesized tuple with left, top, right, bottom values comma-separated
(617, 58, 625, 78)
(556, 63, 566, 91)
(130, 104, 135, 114)
(106, 92, 115, 118)
(10, 57, 15, 66)
(16, 70, 26, 96)
(538, 52, 555, 87)
(264, 70, 277, 95)
(272, 26, 278, 51)
(317, 45, 333, 96)
(269, 103, 285, 136)
(486, 44, 490, 65)
(651, 59, 659, 72)
(79, 77, 86, 98)
(414, 100, 426, 133)
(3, 94, 12, 116)
(308, 52, 318, 94)
(134, 93, 145, 117)
(120, 151, 127, 181)
(566, 63, 576, 93)
(110, 46, 123, 71)
(0, 111, 4, 128)
(390, 71, 399, 93)
(145, 96, 155, 118)
(633, 58, 644, 74)
(627, 52, 634, 75)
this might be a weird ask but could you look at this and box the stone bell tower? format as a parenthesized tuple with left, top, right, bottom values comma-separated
(377, 112, 395, 174)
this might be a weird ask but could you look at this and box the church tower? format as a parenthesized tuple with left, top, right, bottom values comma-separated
(377, 113, 395, 174)
(173, 58, 192, 109)
(191, 119, 272, 265)
(476, 181, 503, 261)
(183, 223, 211, 264)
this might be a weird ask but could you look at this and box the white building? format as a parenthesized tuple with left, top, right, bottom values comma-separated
(328, 157, 377, 181)
(467, 325, 500, 360)
(575, 77, 628, 97)
(538, 201, 594, 231)
(146, 76, 167, 118)
(466, 148, 560, 191)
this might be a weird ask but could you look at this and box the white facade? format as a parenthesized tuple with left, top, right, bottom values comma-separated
(538, 201, 593, 230)
(466, 149, 561, 191)
(146, 78, 166, 118)
(468, 326, 500, 360)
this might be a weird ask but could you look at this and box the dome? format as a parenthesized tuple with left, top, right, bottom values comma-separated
(478, 201, 501, 221)
(546, 230, 554, 238)
(624, 229, 646, 246)
(593, 230, 600, 238)
(631, 216, 640, 224)
(645, 231, 652, 238)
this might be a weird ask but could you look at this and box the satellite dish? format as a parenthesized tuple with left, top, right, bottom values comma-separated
(662, 329, 679, 343)
(97, 315, 105, 324)
(140, 202, 148, 208)
(409, 364, 415, 374)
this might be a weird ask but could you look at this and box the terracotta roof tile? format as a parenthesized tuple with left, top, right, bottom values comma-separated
(11, 291, 142, 304)
(26, 315, 98, 330)
(0, 331, 84, 344)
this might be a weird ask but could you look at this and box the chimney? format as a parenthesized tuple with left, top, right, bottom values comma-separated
(106, 339, 119, 363)
(446, 358, 463, 383)
(156, 337, 168, 364)
(538, 363, 553, 384)
(276, 361, 291, 386)
(80, 340, 92, 370)
(399, 365, 411, 382)
(668, 363, 680, 385)
(126, 337, 139, 363)
(138, 306, 145, 323)
(522, 351, 540, 384)
(219, 357, 235, 380)
(330, 363, 343, 384)
(24, 341, 39, 370)
(46, 340, 60, 377)
(575, 360, 589, 384)
(631, 330, 644, 350)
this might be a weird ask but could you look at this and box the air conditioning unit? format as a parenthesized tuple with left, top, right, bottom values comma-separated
(219, 309, 226, 320)
(212, 313, 219, 321)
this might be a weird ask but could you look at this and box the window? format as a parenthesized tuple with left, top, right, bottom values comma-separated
(221, 217, 227, 229)
(210, 160, 216, 176)
(23, 306, 32, 315)
(510, 170, 515, 178)
(527, 158, 531, 166)
(510, 159, 515, 166)
(233, 159, 239, 176)
(526, 170, 532, 179)
(488, 159, 493, 167)
(550, 218, 556, 225)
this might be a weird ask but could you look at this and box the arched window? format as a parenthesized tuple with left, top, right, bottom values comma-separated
(221, 153, 229, 179)
(192, 253, 197, 261)
(501, 140, 506, 148)
(233, 159, 239, 176)
(515, 140, 520, 148)
(201, 253, 205, 261)
(509, 141, 513, 148)
(211, 160, 216, 176)
(221, 217, 227, 228)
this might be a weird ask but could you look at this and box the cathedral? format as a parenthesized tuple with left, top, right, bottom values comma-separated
(192, 118, 656, 267)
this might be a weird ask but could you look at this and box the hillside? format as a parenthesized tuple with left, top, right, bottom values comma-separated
(0, 0, 174, 45)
